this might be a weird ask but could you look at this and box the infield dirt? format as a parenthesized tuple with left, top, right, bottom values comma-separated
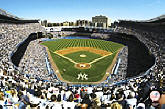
(55, 47, 112, 56)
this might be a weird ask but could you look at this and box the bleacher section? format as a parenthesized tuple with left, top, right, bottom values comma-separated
(0, 9, 164, 109)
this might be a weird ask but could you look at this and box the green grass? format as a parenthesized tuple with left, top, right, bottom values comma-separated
(50, 51, 117, 82)
(41, 39, 124, 82)
(64, 51, 102, 63)
(41, 39, 123, 53)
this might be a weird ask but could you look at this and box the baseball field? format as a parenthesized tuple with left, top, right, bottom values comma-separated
(41, 39, 124, 83)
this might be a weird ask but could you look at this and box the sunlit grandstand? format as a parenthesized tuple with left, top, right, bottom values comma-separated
(0, 7, 164, 109)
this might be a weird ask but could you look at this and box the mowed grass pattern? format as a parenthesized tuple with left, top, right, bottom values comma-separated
(41, 39, 124, 82)
(65, 51, 101, 63)
(42, 39, 122, 53)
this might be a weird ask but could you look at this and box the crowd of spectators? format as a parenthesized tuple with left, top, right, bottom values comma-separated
(19, 39, 48, 79)
(0, 23, 44, 72)
(0, 20, 165, 108)
(112, 46, 128, 82)
(0, 64, 165, 109)
(115, 26, 164, 87)
(103, 46, 128, 86)
(114, 24, 165, 108)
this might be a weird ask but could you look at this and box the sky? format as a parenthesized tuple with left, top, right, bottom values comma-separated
(0, 0, 165, 23)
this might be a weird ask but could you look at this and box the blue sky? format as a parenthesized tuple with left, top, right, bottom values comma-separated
(0, 0, 165, 22)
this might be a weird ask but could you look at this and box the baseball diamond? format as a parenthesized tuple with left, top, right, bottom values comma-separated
(41, 39, 124, 83)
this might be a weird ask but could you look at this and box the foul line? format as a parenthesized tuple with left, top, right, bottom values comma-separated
(49, 50, 78, 64)
(89, 53, 112, 64)
(50, 50, 117, 65)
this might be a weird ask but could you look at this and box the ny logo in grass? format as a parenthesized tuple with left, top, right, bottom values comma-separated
(77, 73, 88, 80)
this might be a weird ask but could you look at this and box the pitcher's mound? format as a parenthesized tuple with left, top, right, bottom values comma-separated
(75, 63, 91, 69)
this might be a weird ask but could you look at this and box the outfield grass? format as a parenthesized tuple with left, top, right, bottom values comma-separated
(41, 39, 123, 53)
(41, 39, 124, 82)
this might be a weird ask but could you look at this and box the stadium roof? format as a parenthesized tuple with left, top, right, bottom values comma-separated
(0, 8, 20, 20)
(0, 8, 39, 23)
(118, 14, 165, 23)
(146, 14, 165, 23)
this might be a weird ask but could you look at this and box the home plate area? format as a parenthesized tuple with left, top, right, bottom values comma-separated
(75, 63, 91, 69)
